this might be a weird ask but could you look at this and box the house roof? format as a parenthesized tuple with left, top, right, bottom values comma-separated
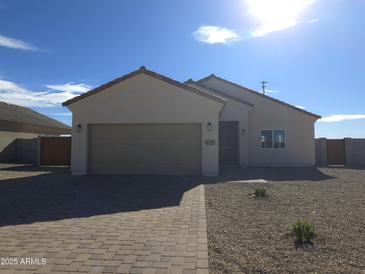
(198, 74, 321, 119)
(185, 80, 254, 107)
(0, 101, 71, 134)
(63, 67, 227, 106)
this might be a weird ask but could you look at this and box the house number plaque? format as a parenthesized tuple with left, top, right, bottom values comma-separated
(204, 139, 215, 145)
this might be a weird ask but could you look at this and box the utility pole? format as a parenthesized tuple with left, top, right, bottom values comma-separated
(261, 81, 267, 95)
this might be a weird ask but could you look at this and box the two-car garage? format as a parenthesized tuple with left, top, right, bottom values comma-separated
(64, 67, 225, 176)
(88, 123, 202, 175)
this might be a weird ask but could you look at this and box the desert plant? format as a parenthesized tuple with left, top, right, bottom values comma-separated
(292, 219, 315, 245)
(254, 188, 266, 197)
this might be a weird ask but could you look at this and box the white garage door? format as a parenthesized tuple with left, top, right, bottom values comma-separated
(88, 124, 202, 175)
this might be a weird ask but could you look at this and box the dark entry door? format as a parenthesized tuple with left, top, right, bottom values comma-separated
(327, 139, 345, 165)
(219, 121, 239, 164)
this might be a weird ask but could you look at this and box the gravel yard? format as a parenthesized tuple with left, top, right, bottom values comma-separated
(205, 167, 365, 274)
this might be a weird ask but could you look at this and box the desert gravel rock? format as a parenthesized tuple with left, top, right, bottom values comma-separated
(205, 167, 365, 274)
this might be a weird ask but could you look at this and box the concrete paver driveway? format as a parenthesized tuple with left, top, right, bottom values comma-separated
(0, 166, 208, 274)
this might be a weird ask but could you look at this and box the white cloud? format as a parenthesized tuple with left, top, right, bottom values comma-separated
(44, 112, 72, 116)
(319, 114, 365, 122)
(0, 79, 91, 108)
(193, 26, 241, 44)
(295, 105, 306, 109)
(46, 83, 92, 93)
(308, 18, 319, 24)
(247, 0, 316, 37)
(0, 34, 38, 51)
(251, 20, 298, 38)
(266, 89, 279, 93)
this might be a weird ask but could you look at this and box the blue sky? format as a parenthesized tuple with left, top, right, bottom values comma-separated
(0, 0, 364, 138)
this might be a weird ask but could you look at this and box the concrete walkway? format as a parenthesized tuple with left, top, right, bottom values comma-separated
(0, 173, 208, 274)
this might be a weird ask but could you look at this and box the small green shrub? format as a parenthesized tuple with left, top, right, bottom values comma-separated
(254, 188, 266, 197)
(292, 219, 315, 244)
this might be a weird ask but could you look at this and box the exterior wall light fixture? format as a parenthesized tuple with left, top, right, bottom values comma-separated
(76, 124, 82, 133)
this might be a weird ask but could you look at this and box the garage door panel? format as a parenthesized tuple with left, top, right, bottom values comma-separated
(88, 124, 202, 175)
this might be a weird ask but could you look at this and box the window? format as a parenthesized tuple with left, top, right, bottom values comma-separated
(261, 129, 286, 149)
(274, 130, 285, 148)
(261, 130, 272, 148)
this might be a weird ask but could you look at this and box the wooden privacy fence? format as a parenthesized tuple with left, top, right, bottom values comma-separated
(326, 139, 345, 165)
(40, 136, 71, 166)
(316, 138, 365, 166)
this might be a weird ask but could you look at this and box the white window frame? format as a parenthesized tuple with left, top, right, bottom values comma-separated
(260, 129, 286, 149)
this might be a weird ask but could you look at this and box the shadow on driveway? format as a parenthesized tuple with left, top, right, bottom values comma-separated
(0, 166, 203, 227)
(0, 165, 335, 227)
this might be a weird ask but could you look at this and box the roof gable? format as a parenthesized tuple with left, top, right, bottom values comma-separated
(198, 74, 321, 119)
(63, 67, 227, 106)
(185, 80, 254, 107)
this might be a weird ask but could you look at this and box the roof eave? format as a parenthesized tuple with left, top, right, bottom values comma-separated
(63, 67, 227, 107)
(186, 81, 254, 108)
(62, 68, 142, 106)
(198, 75, 321, 119)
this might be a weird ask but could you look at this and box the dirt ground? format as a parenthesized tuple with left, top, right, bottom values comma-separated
(205, 167, 365, 274)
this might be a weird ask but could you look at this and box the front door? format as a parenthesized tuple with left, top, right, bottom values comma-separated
(219, 121, 239, 164)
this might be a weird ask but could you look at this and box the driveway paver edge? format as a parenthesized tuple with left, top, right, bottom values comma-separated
(196, 184, 209, 274)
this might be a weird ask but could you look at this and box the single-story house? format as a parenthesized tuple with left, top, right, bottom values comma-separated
(63, 67, 320, 176)
(0, 101, 71, 163)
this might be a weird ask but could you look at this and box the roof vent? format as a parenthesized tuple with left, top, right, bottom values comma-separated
(139, 66, 146, 71)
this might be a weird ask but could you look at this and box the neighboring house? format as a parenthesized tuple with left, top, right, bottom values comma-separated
(63, 66, 320, 176)
(0, 101, 71, 163)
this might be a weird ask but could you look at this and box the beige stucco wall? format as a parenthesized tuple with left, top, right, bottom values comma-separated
(186, 82, 252, 167)
(67, 73, 224, 175)
(200, 78, 318, 166)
